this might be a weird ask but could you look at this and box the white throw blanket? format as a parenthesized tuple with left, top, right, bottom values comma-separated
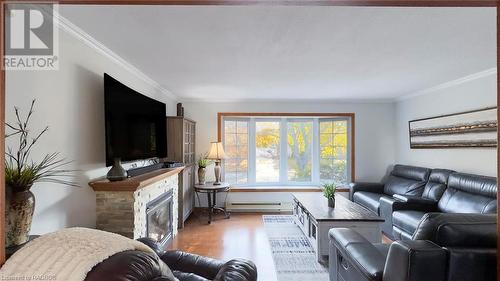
(0, 227, 156, 281)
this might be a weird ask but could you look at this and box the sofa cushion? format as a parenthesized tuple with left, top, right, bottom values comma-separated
(391, 164, 431, 182)
(383, 165, 430, 196)
(353, 192, 388, 214)
(392, 210, 426, 236)
(384, 177, 426, 196)
(438, 173, 497, 214)
(422, 169, 454, 201)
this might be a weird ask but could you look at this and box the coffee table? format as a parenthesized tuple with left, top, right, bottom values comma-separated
(292, 192, 384, 262)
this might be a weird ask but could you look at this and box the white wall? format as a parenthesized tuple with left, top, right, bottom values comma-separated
(395, 73, 497, 176)
(184, 101, 396, 183)
(6, 29, 177, 235)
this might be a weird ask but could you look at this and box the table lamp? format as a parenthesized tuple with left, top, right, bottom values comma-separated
(206, 141, 227, 185)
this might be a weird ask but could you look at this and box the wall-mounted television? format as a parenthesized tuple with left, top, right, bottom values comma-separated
(104, 73, 167, 167)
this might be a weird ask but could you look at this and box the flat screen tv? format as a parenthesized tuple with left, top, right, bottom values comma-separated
(104, 73, 167, 167)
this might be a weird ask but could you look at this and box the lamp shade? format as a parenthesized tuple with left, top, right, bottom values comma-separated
(206, 142, 227, 160)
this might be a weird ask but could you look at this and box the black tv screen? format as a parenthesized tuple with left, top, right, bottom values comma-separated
(104, 73, 167, 167)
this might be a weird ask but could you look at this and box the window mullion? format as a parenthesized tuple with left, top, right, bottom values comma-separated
(312, 118, 320, 185)
(248, 118, 256, 185)
(347, 118, 352, 184)
(279, 118, 287, 184)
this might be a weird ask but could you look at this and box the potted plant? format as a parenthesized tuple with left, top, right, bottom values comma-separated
(5, 100, 77, 247)
(322, 183, 337, 208)
(197, 156, 211, 185)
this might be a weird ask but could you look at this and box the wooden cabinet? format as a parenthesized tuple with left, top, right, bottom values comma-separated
(166, 117, 196, 228)
(179, 165, 195, 224)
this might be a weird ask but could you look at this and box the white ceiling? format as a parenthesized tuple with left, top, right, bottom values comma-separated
(60, 6, 496, 102)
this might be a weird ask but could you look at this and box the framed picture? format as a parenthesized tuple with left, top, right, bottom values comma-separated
(409, 107, 497, 149)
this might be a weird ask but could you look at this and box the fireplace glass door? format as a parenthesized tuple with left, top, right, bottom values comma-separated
(145, 190, 173, 247)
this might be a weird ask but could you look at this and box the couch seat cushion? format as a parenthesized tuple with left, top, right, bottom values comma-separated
(353, 192, 388, 214)
(393, 210, 426, 236)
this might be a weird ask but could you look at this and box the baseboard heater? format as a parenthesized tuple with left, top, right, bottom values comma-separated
(226, 201, 293, 212)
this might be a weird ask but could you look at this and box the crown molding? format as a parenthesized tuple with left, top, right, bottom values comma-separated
(180, 97, 396, 104)
(50, 10, 178, 102)
(397, 67, 497, 102)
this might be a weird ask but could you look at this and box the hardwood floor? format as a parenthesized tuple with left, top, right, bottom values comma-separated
(170, 210, 391, 281)
(169, 211, 278, 281)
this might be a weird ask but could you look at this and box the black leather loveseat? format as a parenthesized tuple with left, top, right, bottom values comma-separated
(349, 164, 431, 215)
(329, 213, 497, 281)
(385, 172, 497, 240)
(85, 238, 258, 281)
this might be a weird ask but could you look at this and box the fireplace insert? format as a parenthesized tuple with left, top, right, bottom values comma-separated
(145, 190, 173, 248)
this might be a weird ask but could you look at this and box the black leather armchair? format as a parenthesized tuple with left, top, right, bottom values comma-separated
(379, 169, 454, 239)
(390, 172, 497, 240)
(329, 213, 497, 281)
(86, 238, 258, 281)
(349, 164, 431, 215)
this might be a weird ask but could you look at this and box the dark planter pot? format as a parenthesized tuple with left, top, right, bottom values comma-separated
(328, 197, 335, 208)
(6, 185, 35, 247)
(107, 158, 128, 181)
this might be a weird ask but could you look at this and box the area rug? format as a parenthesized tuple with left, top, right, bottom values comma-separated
(262, 215, 329, 281)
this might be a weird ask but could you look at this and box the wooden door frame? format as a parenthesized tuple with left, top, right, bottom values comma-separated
(0, 0, 498, 274)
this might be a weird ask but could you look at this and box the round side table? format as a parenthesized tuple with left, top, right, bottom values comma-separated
(194, 182, 231, 224)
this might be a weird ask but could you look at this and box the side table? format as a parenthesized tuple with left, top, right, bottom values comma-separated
(194, 182, 231, 224)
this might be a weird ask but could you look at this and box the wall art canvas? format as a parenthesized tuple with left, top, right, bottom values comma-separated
(409, 107, 497, 149)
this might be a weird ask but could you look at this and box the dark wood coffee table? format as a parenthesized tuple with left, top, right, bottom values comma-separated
(292, 192, 384, 262)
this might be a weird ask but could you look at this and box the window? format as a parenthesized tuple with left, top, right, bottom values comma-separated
(255, 121, 280, 182)
(320, 120, 348, 184)
(223, 119, 249, 184)
(287, 120, 313, 182)
(220, 114, 353, 187)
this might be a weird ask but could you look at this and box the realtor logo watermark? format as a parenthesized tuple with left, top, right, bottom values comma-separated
(4, 3, 59, 70)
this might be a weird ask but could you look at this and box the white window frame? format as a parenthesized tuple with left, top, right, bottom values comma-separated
(221, 115, 353, 187)
(221, 117, 250, 185)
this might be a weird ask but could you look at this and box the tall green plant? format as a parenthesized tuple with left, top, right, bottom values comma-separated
(322, 183, 337, 199)
(5, 100, 78, 192)
(197, 155, 212, 168)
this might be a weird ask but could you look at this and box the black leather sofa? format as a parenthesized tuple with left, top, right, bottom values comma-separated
(387, 172, 497, 240)
(349, 164, 431, 215)
(85, 238, 258, 281)
(329, 213, 497, 281)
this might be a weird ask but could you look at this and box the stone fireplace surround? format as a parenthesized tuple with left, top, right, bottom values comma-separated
(89, 167, 183, 241)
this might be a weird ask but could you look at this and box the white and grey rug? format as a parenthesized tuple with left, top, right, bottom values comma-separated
(263, 215, 329, 281)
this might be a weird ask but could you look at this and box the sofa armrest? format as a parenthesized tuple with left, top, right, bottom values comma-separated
(379, 197, 396, 238)
(160, 250, 224, 280)
(213, 259, 258, 281)
(393, 194, 435, 204)
(349, 182, 385, 200)
(329, 228, 386, 280)
(384, 240, 447, 281)
(85, 250, 178, 281)
(390, 194, 438, 212)
(137, 237, 166, 256)
(412, 213, 497, 243)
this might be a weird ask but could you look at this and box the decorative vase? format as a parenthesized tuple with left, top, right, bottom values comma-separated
(328, 197, 335, 208)
(107, 158, 128, 181)
(5, 185, 35, 247)
(198, 167, 206, 185)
